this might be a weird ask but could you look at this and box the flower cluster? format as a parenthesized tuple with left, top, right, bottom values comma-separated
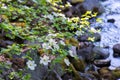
(27, 55, 51, 70)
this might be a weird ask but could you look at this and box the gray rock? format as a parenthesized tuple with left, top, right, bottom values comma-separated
(75, 0, 104, 15)
(92, 47, 109, 59)
(77, 43, 94, 62)
(43, 70, 62, 80)
(94, 59, 110, 67)
(68, 56, 85, 72)
(113, 44, 120, 57)
(77, 44, 109, 62)
(63, 0, 104, 17)
(77, 33, 101, 42)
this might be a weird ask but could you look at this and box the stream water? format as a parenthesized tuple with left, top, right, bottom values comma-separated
(95, 0, 120, 70)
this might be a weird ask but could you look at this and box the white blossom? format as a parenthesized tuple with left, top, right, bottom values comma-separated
(42, 43, 51, 49)
(49, 39, 57, 46)
(60, 40, 65, 46)
(43, 14, 54, 20)
(53, 44, 59, 50)
(1, 4, 7, 9)
(46, 33, 56, 39)
(46, 0, 52, 3)
(75, 30, 82, 36)
(64, 58, 70, 66)
(27, 60, 37, 70)
(40, 55, 51, 65)
(52, 12, 59, 17)
(68, 50, 74, 57)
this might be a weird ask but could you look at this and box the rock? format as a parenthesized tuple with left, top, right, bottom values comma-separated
(65, 10, 73, 17)
(69, 64, 83, 80)
(62, 72, 73, 80)
(70, 0, 84, 4)
(75, 0, 104, 15)
(98, 67, 115, 80)
(53, 63, 67, 77)
(62, 0, 84, 5)
(87, 71, 101, 80)
(43, 70, 62, 80)
(77, 33, 101, 42)
(107, 19, 115, 23)
(68, 56, 85, 72)
(111, 69, 120, 79)
(80, 72, 98, 80)
(92, 47, 109, 59)
(113, 44, 120, 57)
(94, 59, 110, 67)
(65, 38, 79, 47)
(63, 0, 104, 17)
(77, 44, 110, 63)
(0, 40, 14, 48)
(77, 43, 94, 62)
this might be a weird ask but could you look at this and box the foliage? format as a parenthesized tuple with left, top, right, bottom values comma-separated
(0, 0, 101, 79)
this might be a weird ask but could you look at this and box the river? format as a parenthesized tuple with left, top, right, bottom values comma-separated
(94, 0, 120, 71)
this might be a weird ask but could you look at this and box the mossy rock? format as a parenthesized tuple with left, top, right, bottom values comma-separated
(68, 56, 85, 72)
(71, 0, 84, 4)
(112, 69, 120, 79)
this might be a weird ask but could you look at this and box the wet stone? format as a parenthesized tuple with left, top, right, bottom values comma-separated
(113, 44, 120, 57)
(92, 47, 109, 59)
(107, 18, 115, 23)
(77, 43, 94, 62)
(77, 33, 101, 42)
(98, 67, 115, 80)
(94, 59, 110, 67)
(112, 69, 120, 79)
(68, 56, 85, 72)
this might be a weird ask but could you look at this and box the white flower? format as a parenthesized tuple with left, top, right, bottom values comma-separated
(53, 44, 59, 50)
(64, 58, 70, 66)
(52, 12, 59, 17)
(43, 14, 54, 20)
(58, 13, 66, 19)
(68, 50, 74, 57)
(46, 0, 52, 3)
(42, 43, 51, 49)
(46, 33, 56, 39)
(27, 60, 37, 70)
(49, 39, 57, 46)
(1, 4, 7, 9)
(40, 55, 51, 65)
(75, 31, 82, 36)
(60, 40, 65, 46)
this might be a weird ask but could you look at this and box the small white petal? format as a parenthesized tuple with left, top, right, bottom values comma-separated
(60, 40, 65, 46)
(64, 58, 70, 66)
(42, 43, 51, 49)
(69, 50, 74, 57)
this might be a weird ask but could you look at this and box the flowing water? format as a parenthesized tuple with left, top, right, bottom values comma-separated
(94, 0, 120, 70)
